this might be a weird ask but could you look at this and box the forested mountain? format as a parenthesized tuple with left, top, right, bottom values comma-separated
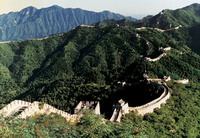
(137, 3, 200, 29)
(0, 24, 199, 137)
(0, 5, 136, 41)
(0, 3, 200, 137)
(97, 3, 200, 30)
(0, 23, 200, 107)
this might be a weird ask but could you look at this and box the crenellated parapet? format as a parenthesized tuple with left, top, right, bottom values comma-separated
(0, 100, 99, 122)
(0, 100, 31, 117)
(0, 83, 171, 123)
(15, 101, 80, 122)
(110, 82, 170, 122)
(74, 101, 100, 115)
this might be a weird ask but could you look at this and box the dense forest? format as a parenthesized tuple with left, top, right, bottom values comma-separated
(0, 11, 200, 136)
(98, 3, 200, 30)
(0, 82, 199, 137)
(0, 26, 200, 108)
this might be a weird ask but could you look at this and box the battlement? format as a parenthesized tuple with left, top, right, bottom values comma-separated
(74, 101, 100, 115)
(110, 99, 129, 122)
(0, 83, 170, 123)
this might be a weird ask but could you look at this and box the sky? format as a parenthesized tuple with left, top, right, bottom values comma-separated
(0, 0, 200, 19)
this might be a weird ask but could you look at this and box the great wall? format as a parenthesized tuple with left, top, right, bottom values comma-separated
(109, 82, 170, 122)
(108, 42, 189, 122)
(144, 47, 171, 62)
(135, 25, 182, 32)
(0, 100, 100, 123)
(0, 80, 171, 123)
(0, 25, 188, 123)
(0, 72, 189, 123)
(129, 83, 170, 115)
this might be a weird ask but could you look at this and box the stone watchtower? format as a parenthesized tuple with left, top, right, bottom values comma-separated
(74, 101, 100, 115)
(110, 99, 129, 122)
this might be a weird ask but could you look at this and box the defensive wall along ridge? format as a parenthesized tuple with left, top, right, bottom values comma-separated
(0, 100, 31, 117)
(15, 101, 80, 122)
(0, 100, 100, 122)
(135, 25, 182, 32)
(129, 83, 170, 115)
(110, 82, 171, 122)
(0, 43, 185, 122)
(145, 47, 171, 62)
(0, 83, 170, 123)
(0, 82, 171, 122)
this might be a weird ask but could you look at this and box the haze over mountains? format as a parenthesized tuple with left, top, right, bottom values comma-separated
(1, 3, 200, 41)
(0, 5, 136, 41)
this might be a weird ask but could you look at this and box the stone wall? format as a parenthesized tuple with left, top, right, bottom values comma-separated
(145, 47, 171, 62)
(94, 102, 101, 115)
(145, 53, 167, 62)
(110, 100, 129, 122)
(74, 101, 100, 115)
(136, 27, 165, 32)
(80, 24, 95, 28)
(0, 83, 171, 122)
(129, 83, 170, 115)
(0, 100, 101, 122)
(174, 79, 189, 84)
(16, 101, 80, 122)
(0, 100, 31, 117)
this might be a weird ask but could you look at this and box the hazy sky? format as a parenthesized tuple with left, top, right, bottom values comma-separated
(0, 0, 200, 18)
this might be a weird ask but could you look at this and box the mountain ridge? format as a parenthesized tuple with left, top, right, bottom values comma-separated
(0, 5, 136, 41)
(138, 3, 200, 29)
(0, 3, 199, 137)
(97, 3, 200, 30)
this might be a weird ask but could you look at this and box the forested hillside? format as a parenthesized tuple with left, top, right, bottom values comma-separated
(97, 3, 200, 31)
(1, 82, 199, 137)
(0, 21, 199, 137)
(136, 3, 200, 29)
(0, 24, 199, 107)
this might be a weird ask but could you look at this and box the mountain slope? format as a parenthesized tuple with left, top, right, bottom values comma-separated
(99, 3, 200, 30)
(0, 25, 199, 137)
(0, 5, 136, 41)
(0, 25, 200, 110)
(137, 3, 200, 29)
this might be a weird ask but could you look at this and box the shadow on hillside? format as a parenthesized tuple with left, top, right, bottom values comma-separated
(100, 82, 163, 119)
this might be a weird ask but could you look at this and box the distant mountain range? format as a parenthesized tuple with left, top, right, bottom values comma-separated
(1, 3, 200, 41)
(0, 3, 200, 137)
(0, 5, 136, 41)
